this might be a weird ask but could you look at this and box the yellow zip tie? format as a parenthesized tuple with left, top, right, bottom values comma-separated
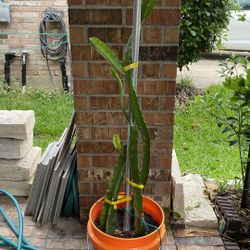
(123, 62, 139, 72)
(104, 195, 132, 209)
(126, 178, 144, 190)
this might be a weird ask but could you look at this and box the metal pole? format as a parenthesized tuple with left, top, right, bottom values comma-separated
(123, 0, 142, 232)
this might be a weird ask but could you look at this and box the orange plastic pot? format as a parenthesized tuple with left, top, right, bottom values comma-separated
(87, 195, 166, 250)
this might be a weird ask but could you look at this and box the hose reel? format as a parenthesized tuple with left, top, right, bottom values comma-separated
(39, 8, 69, 91)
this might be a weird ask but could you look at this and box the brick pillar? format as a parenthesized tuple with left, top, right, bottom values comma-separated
(68, 0, 181, 221)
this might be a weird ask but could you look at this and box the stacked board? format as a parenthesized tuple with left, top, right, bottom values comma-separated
(25, 116, 77, 224)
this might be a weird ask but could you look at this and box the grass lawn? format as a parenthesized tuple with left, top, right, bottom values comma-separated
(0, 84, 241, 182)
(174, 84, 241, 182)
(0, 86, 74, 152)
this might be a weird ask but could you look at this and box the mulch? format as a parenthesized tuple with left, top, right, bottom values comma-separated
(205, 180, 250, 249)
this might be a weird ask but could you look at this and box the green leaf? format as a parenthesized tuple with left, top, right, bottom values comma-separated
(172, 211, 181, 220)
(165, 223, 171, 231)
(125, 72, 150, 185)
(237, 14, 246, 22)
(89, 37, 123, 74)
(190, 30, 196, 36)
(222, 127, 231, 134)
(105, 206, 116, 235)
(112, 134, 122, 152)
(141, 0, 157, 22)
(163, 207, 171, 213)
(110, 67, 129, 122)
(246, 68, 250, 86)
(99, 146, 126, 232)
(130, 126, 145, 236)
(229, 140, 239, 146)
(226, 117, 238, 125)
(227, 133, 235, 139)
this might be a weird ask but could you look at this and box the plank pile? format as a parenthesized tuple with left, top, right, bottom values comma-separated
(25, 116, 77, 224)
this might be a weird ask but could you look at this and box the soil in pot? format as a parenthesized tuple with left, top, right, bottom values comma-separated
(95, 208, 159, 238)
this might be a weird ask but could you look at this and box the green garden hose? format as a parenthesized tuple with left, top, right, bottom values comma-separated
(0, 189, 38, 250)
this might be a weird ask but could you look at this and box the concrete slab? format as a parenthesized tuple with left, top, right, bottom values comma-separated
(177, 60, 223, 89)
(0, 133, 33, 159)
(0, 110, 35, 140)
(0, 147, 41, 181)
(0, 176, 33, 196)
(182, 174, 218, 229)
(177, 57, 245, 89)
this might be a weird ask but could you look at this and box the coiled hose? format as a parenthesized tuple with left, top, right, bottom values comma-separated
(39, 8, 68, 87)
(39, 8, 68, 61)
(0, 189, 38, 250)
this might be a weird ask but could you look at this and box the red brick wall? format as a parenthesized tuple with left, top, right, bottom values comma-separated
(68, 0, 181, 220)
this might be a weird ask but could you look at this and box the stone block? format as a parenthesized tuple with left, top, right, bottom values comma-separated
(0, 134, 33, 159)
(0, 110, 35, 140)
(0, 177, 33, 196)
(171, 150, 185, 219)
(0, 147, 41, 181)
(182, 174, 218, 229)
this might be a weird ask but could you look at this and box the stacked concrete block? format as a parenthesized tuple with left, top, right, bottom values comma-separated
(0, 110, 41, 196)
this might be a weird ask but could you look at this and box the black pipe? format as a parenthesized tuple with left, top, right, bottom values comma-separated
(21, 52, 29, 93)
(4, 52, 16, 88)
(60, 58, 69, 91)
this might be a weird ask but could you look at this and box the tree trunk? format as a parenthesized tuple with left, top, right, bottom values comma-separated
(241, 146, 250, 208)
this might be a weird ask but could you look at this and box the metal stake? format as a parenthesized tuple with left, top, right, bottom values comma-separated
(123, 0, 142, 232)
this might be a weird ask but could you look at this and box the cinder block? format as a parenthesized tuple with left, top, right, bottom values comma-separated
(0, 134, 33, 159)
(0, 110, 35, 140)
(0, 147, 41, 181)
(0, 176, 33, 196)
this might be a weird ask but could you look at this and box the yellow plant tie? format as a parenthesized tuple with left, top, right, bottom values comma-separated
(123, 62, 139, 72)
(126, 178, 144, 190)
(104, 195, 132, 209)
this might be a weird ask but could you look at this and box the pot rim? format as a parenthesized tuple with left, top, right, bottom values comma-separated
(88, 195, 165, 241)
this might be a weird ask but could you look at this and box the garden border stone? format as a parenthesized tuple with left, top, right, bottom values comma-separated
(0, 110, 35, 140)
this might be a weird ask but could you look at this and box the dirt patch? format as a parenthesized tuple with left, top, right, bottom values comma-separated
(175, 84, 202, 109)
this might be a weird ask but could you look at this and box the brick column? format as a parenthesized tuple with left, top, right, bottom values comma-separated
(68, 0, 181, 220)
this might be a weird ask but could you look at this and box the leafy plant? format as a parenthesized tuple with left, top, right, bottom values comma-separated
(178, 0, 237, 69)
(163, 207, 181, 231)
(217, 179, 229, 193)
(89, 0, 157, 237)
(207, 55, 250, 208)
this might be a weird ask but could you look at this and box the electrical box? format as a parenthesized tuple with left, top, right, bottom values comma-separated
(0, 0, 10, 23)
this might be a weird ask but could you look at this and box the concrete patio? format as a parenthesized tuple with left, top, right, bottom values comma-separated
(0, 196, 226, 250)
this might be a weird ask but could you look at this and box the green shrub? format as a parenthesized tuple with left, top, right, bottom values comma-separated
(178, 0, 236, 69)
